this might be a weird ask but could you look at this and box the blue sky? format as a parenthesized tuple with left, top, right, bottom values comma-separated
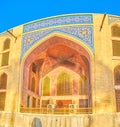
(0, 0, 120, 33)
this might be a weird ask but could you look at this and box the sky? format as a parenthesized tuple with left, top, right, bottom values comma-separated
(0, 0, 120, 33)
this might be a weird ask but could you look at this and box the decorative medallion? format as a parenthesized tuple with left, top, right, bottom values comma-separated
(21, 14, 94, 60)
(21, 25, 94, 60)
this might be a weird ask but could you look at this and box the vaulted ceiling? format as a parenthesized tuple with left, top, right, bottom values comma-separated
(24, 36, 90, 76)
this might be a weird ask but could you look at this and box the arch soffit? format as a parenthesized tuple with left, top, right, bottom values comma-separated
(108, 16, 120, 38)
(114, 65, 120, 71)
(22, 32, 94, 67)
(110, 22, 120, 34)
(42, 62, 84, 77)
(0, 72, 8, 76)
(43, 66, 81, 79)
(110, 21, 120, 27)
(108, 14, 120, 26)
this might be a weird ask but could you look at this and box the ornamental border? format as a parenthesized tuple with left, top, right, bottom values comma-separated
(23, 14, 93, 33)
(21, 25, 94, 60)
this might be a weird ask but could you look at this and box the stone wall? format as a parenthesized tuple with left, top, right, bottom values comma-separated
(0, 112, 120, 127)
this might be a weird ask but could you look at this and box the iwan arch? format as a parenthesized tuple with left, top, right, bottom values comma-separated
(21, 33, 93, 111)
(0, 13, 120, 127)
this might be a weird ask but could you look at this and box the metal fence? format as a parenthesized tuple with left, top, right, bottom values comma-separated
(20, 107, 92, 114)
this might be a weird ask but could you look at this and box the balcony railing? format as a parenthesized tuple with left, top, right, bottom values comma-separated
(20, 107, 92, 114)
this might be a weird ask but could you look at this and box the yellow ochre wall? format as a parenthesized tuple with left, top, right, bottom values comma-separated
(0, 13, 120, 127)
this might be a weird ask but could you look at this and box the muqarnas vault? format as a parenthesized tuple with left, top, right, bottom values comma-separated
(0, 13, 120, 127)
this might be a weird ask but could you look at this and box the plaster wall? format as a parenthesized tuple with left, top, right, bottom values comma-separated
(0, 14, 120, 126)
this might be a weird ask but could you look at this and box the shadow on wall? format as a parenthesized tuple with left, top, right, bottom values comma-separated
(94, 60, 115, 113)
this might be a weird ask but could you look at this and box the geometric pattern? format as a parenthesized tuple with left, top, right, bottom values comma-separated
(21, 25, 94, 59)
(23, 14, 93, 33)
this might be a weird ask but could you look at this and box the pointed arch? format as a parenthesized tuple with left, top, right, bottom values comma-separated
(42, 76, 50, 96)
(3, 38, 10, 50)
(0, 73, 7, 89)
(22, 35, 92, 88)
(114, 65, 120, 112)
(31, 77, 35, 92)
(21, 32, 93, 64)
(111, 24, 120, 56)
(57, 72, 72, 95)
(1, 38, 10, 66)
(111, 24, 120, 37)
(114, 65, 120, 85)
(0, 73, 7, 111)
(21, 34, 93, 110)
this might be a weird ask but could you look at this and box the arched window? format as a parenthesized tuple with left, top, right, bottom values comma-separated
(111, 24, 120, 37)
(1, 52, 10, 66)
(42, 76, 50, 96)
(112, 25, 120, 56)
(32, 97, 36, 107)
(114, 65, 120, 85)
(0, 92, 6, 110)
(27, 96, 30, 107)
(3, 38, 10, 50)
(31, 77, 35, 92)
(57, 72, 72, 95)
(114, 66, 120, 85)
(0, 73, 7, 89)
(32, 63, 37, 73)
(112, 40, 120, 56)
(114, 66, 120, 112)
(79, 75, 88, 95)
(0, 73, 7, 111)
(1, 38, 10, 66)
